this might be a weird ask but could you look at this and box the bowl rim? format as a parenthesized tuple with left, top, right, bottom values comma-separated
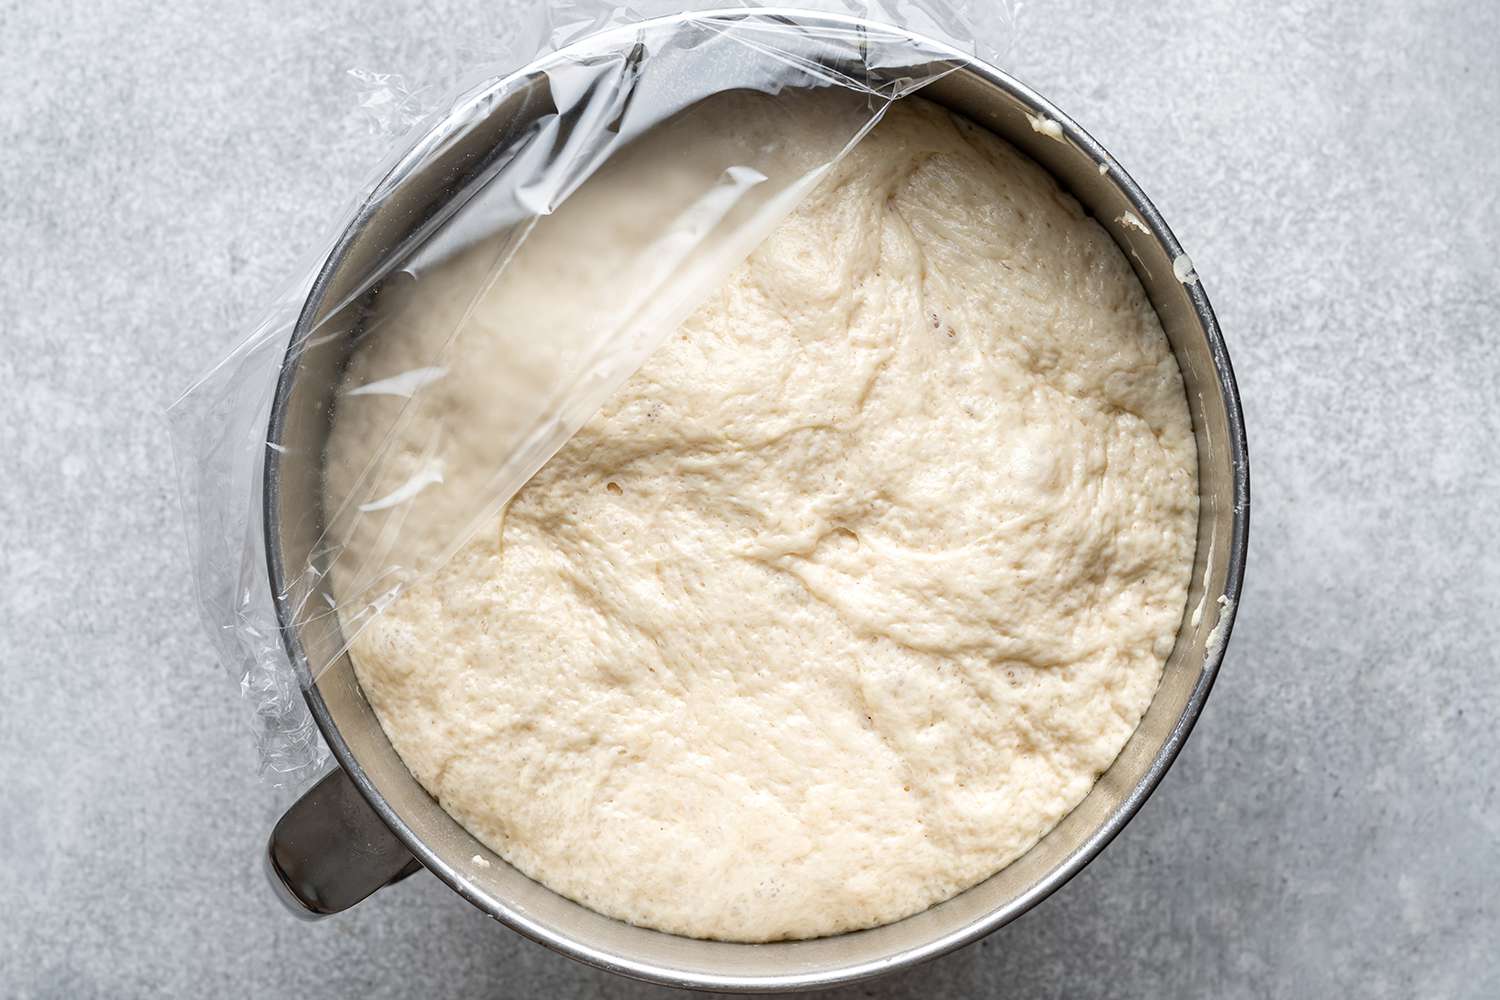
(263, 6, 1250, 992)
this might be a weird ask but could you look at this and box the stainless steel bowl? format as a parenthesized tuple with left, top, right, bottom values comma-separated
(262, 7, 1249, 991)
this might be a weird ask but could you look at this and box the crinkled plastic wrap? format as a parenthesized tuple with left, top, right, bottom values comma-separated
(168, 1, 1009, 780)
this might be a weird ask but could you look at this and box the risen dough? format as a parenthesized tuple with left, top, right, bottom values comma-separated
(325, 98, 1198, 941)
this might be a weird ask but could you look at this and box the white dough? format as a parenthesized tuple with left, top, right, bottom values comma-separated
(325, 98, 1198, 942)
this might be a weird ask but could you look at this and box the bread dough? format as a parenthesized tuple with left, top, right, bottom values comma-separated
(324, 98, 1198, 941)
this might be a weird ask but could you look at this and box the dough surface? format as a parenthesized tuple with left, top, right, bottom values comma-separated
(325, 98, 1198, 941)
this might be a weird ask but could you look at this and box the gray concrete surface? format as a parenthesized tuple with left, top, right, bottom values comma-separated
(3, 0, 1497, 996)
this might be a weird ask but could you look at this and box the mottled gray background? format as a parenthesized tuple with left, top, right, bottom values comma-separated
(3, 0, 1497, 997)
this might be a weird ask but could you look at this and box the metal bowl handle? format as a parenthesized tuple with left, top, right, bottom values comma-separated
(265, 768, 423, 917)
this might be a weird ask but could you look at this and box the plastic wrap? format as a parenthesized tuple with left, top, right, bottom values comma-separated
(168, 1, 1012, 780)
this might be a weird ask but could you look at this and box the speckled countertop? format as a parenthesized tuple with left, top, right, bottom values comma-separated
(3, 1, 1497, 997)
